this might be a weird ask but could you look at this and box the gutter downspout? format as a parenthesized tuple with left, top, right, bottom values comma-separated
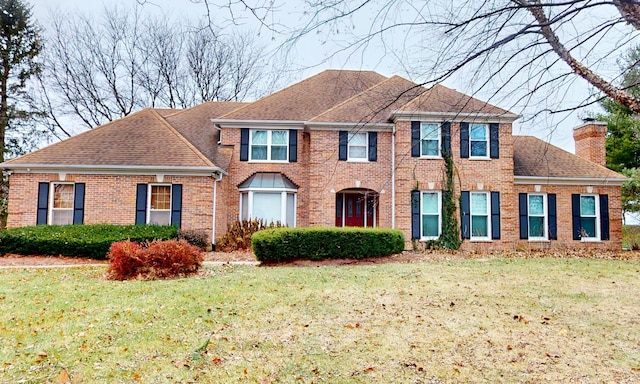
(212, 172, 222, 250)
(391, 124, 396, 229)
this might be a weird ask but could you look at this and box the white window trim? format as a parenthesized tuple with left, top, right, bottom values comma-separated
(580, 194, 600, 242)
(239, 190, 297, 227)
(147, 184, 172, 225)
(469, 123, 489, 159)
(420, 191, 441, 241)
(470, 191, 491, 241)
(420, 123, 441, 158)
(347, 132, 369, 162)
(528, 193, 548, 241)
(48, 182, 74, 225)
(249, 129, 289, 163)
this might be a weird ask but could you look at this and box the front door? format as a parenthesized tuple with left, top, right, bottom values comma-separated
(335, 192, 377, 227)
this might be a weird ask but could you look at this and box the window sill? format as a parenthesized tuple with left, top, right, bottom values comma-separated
(470, 238, 492, 242)
(419, 237, 440, 241)
(420, 156, 442, 160)
(580, 238, 601, 243)
(468, 157, 491, 161)
(528, 239, 549, 242)
(346, 159, 369, 163)
(248, 160, 290, 163)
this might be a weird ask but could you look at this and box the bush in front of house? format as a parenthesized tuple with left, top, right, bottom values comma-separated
(251, 227, 405, 263)
(216, 219, 285, 252)
(0, 224, 179, 259)
(106, 239, 203, 280)
(177, 229, 210, 251)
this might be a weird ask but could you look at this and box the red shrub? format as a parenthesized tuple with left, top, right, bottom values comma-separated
(106, 240, 145, 280)
(106, 239, 203, 280)
(138, 240, 204, 279)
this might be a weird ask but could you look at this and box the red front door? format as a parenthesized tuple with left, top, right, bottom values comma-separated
(335, 193, 376, 227)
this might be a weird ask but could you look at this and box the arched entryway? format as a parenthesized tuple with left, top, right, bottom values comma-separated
(335, 189, 379, 227)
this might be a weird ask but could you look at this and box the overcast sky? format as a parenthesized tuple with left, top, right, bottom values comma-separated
(31, 0, 617, 153)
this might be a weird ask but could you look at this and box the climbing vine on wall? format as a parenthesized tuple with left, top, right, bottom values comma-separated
(439, 151, 461, 249)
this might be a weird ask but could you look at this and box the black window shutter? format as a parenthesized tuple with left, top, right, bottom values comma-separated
(135, 184, 147, 225)
(411, 121, 420, 157)
(441, 122, 451, 157)
(489, 123, 500, 159)
(289, 129, 297, 163)
(600, 194, 609, 240)
(368, 132, 377, 161)
(460, 122, 469, 158)
(519, 193, 528, 240)
(548, 194, 557, 240)
(240, 128, 249, 161)
(171, 184, 183, 229)
(411, 190, 420, 239)
(73, 183, 85, 225)
(571, 194, 581, 240)
(338, 131, 348, 161)
(36, 182, 49, 225)
(491, 191, 501, 240)
(460, 191, 470, 239)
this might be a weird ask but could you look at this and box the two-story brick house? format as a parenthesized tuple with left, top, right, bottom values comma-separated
(2, 70, 627, 251)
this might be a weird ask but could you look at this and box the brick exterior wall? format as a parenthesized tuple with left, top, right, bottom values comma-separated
(513, 184, 622, 250)
(573, 122, 607, 166)
(6, 120, 624, 252)
(7, 173, 215, 235)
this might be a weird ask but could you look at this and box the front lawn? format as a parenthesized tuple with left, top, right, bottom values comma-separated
(1, 258, 640, 382)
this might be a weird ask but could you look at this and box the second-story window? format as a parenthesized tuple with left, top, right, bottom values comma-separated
(348, 132, 368, 161)
(250, 130, 288, 161)
(470, 124, 489, 158)
(420, 123, 440, 157)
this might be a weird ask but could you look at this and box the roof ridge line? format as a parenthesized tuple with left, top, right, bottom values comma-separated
(310, 75, 417, 121)
(149, 109, 217, 168)
(217, 69, 384, 120)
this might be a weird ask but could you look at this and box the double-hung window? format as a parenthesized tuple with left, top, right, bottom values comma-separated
(421, 191, 441, 239)
(250, 130, 288, 161)
(149, 185, 171, 225)
(528, 194, 547, 240)
(420, 123, 440, 157)
(50, 183, 74, 225)
(579, 195, 599, 240)
(470, 124, 489, 158)
(348, 132, 368, 161)
(470, 192, 490, 240)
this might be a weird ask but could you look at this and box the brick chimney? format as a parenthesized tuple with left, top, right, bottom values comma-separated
(573, 119, 607, 166)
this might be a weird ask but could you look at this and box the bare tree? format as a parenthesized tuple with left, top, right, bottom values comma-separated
(40, 5, 272, 130)
(206, 1, 640, 118)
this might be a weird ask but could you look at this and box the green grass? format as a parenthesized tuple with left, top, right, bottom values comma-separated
(2, 258, 640, 382)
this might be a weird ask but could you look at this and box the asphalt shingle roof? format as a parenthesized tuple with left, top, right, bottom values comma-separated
(400, 84, 512, 115)
(513, 136, 625, 180)
(220, 70, 387, 121)
(4, 109, 215, 168)
(310, 76, 426, 124)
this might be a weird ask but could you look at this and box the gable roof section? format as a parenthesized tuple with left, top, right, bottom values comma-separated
(513, 136, 626, 183)
(4, 108, 216, 170)
(309, 76, 427, 124)
(219, 70, 387, 121)
(166, 101, 248, 170)
(398, 84, 513, 116)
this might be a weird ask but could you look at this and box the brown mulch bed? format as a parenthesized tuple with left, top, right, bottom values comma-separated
(0, 249, 638, 267)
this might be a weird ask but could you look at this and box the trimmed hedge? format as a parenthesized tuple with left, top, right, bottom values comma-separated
(0, 224, 179, 259)
(252, 227, 405, 262)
